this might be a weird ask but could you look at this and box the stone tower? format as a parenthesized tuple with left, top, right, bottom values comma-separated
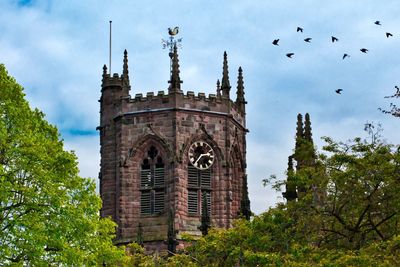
(98, 47, 250, 251)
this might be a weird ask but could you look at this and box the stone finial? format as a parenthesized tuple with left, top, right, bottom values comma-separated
(295, 114, 303, 145)
(304, 113, 313, 143)
(102, 64, 107, 78)
(221, 51, 231, 98)
(101, 64, 108, 87)
(287, 155, 294, 172)
(236, 66, 246, 113)
(283, 155, 297, 201)
(168, 44, 182, 93)
(294, 113, 304, 168)
(198, 192, 210, 236)
(122, 49, 130, 86)
(216, 79, 221, 98)
(294, 113, 316, 173)
(303, 113, 316, 166)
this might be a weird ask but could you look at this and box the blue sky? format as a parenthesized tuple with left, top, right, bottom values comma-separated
(1, 0, 400, 214)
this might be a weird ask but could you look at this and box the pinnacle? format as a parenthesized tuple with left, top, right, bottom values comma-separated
(221, 51, 231, 98)
(168, 44, 182, 93)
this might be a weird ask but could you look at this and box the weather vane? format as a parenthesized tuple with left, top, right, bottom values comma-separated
(162, 27, 182, 58)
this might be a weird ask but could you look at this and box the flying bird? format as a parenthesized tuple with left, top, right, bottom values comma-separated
(384, 86, 399, 98)
(374, 21, 381, 25)
(335, 89, 343, 94)
(395, 86, 400, 95)
(331, 36, 339, 42)
(378, 107, 390, 114)
(386, 32, 393, 38)
(343, 53, 350, 60)
(304, 38, 312, 43)
(272, 39, 280, 45)
(297, 27, 303, 33)
(286, 53, 295, 58)
(360, 48, 368, 53)
(168, 27, 179, 36)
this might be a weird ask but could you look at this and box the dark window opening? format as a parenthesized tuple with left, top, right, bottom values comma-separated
(140, 146, 165, 215)
(187, 164, 212, 215)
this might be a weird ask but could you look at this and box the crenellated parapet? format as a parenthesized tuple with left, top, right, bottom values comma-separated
(102, 72, 123, 88)
(101, 49, 246, 122)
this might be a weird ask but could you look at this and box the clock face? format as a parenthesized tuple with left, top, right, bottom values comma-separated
(188, 141, 215, 170)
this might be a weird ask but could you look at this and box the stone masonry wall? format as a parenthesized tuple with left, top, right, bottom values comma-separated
(99, 72, 247, 252)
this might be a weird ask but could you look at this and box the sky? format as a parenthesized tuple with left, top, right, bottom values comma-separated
(1, 0, 400, 215)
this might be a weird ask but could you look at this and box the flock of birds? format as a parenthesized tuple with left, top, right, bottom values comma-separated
(167, 23, 398, 116)
(271, 20, 399, 116)
(271, 20, 396, 96)
(272, 20, 400, 115)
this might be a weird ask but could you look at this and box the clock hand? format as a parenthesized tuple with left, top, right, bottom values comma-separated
(194, 153, 207, 165)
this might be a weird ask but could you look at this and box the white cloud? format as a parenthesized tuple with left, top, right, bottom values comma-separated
(64, 135, 100, 181)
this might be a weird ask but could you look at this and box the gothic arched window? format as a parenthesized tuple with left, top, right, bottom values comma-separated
(140, 146, 165, 215)
(187, 164, 211, 215)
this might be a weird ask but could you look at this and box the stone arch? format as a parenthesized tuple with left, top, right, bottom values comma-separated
(116, 134, 173, 242)
(126, 133, 173, 166)
(181, 134, 225, 227)
(123, 134, 173, 238)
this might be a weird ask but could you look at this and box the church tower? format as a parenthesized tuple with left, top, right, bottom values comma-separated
(98, 46, 250, 251)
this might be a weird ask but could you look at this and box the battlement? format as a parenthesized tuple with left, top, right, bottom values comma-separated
(130, 90, 220, 103)
(100, 48, 246, 127)
(119, 89, 243, 125)
(102, 73, 123, 88)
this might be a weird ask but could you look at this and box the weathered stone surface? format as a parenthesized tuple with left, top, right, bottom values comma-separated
(99, 52, 249, 252)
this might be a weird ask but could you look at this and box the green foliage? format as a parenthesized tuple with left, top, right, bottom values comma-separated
(175, 226, 400, 266)
(313, 136, 400, 249)
(165, 133, 400, 266)
(269, 133, 400, 251)
(0, 64, 127, 265)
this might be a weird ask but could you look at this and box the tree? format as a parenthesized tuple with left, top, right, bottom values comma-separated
(177, 130, 400, 266)
(0, 64, 127, 265)
(306, 135, 400, 249)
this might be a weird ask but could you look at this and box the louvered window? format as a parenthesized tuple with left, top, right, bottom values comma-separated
(154, 191, 165, 213)
(140, 191, 151, 215)
(188, 190, 198, 214)
(188, 165, 199, 187)
(154, 158, 165, 188)
(187, 163, 212, 215)
(204, 191, 211, 215)
(140, 146, 165, 215)
(201, 169, 211, 189)
(140, 163, 151, 188)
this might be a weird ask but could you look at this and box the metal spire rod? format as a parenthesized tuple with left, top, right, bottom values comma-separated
(109, 20, 112, 75)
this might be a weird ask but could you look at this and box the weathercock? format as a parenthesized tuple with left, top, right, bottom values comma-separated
(168, 27, 179, 36)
